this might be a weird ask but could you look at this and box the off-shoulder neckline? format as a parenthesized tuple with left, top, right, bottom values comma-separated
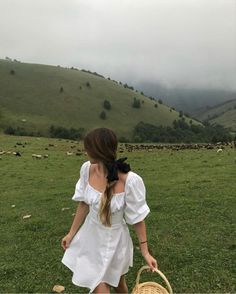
(85, 161, 132, 196)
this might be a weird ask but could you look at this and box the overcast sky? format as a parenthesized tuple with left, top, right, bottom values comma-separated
(0, 0, 235, 90)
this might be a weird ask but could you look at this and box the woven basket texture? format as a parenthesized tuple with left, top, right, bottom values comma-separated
(132, 281, 169, 294)
(131, 266, 173, 294)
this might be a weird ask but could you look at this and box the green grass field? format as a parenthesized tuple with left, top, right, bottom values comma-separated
(0, 134, 235, 293)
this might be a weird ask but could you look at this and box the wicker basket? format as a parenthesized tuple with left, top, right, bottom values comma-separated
(131, 266, 173, 294)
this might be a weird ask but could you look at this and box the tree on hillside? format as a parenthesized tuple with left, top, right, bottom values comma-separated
(132, 97, 141, 108)
(10, 70, 15, 75)
(154, 104, 158, 108)
(4, 126, 36, 137)
(158, 99, 163, 104)
(60, 86, 64, 93)
(49, 125, 84, 140)
(100, 110, 107, 120)
(86, 81, 91, 88)
(179, 110, 183, 118)
(4, 126, 15, 135)
(103, 100, 111, 110)
(133, 120, 232, 143)
(211, 135, 218, 144)
(124, 83, 134, 90)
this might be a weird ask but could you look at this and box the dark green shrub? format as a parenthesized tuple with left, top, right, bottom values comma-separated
(133, 120, 232, 143)
(49, 125, 84, 140)
(4, 126, 15, 135)
(132, 97, 141, 108)
(4, 126, 36, 137)
(119, 136, 129, 143)
(100, 111, 106, 120)
(179, 110, 183, 117)
(103, 100, 111, 110)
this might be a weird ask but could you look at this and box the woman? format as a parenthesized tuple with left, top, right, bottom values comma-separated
(61, 128, 157, 293)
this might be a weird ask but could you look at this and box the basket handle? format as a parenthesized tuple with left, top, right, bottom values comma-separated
(135, 265, 173, 294)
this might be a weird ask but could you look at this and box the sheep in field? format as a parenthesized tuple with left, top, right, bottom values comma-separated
(32, 154, 42, 159)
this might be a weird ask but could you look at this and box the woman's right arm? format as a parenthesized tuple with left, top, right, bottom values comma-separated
(61, 201, 89, 250)
(133, 220, 158, 271)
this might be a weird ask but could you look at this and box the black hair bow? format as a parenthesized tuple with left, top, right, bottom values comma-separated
(105, 157, 131, 183)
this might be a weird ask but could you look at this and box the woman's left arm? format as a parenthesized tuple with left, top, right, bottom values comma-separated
(133, 220, 158, 271)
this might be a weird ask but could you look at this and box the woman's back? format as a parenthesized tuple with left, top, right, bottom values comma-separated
(89, 163, 128, 195)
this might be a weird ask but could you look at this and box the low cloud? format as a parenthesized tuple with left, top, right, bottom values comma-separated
(0, 0, 235, 90)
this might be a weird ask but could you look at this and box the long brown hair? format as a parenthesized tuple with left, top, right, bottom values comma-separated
(83, 128, 118, 226)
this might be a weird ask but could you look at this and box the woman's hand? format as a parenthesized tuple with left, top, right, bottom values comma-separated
(143, 252, 158, 272)
(61, 233, 73, 250)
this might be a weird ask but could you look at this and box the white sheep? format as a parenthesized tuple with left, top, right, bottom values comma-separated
(32, 154, 42, 159)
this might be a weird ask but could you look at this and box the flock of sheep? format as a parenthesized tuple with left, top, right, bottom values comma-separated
(0, 139, 234, 160)
(0, 140, 84, 160)
(121, 142, 235, 152)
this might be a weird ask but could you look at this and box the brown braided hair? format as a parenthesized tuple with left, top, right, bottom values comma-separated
(83, 128, 118, 227)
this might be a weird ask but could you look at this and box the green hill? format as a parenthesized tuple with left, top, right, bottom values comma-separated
(196, 99, 236, 132)
(0, 59, 198, 140)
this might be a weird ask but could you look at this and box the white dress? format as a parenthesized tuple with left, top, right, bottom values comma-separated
(61, 161, 150, 293)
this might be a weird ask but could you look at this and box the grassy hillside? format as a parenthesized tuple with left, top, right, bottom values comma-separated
(0, 59, 197, 140)
(196, 99, 236, 132)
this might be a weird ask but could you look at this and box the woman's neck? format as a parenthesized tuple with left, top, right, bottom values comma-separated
(96, 161, 107, 178)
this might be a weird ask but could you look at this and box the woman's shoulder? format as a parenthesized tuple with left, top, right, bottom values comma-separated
(125, 171, 144, 187)
(124, 171, 147, 204)
(81, 160, 91, 170)
(80, 161, 91, 177)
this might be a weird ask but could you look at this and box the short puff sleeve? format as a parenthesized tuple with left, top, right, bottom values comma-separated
(71, 161, 89, 202)
(124, 173, 150, 225)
